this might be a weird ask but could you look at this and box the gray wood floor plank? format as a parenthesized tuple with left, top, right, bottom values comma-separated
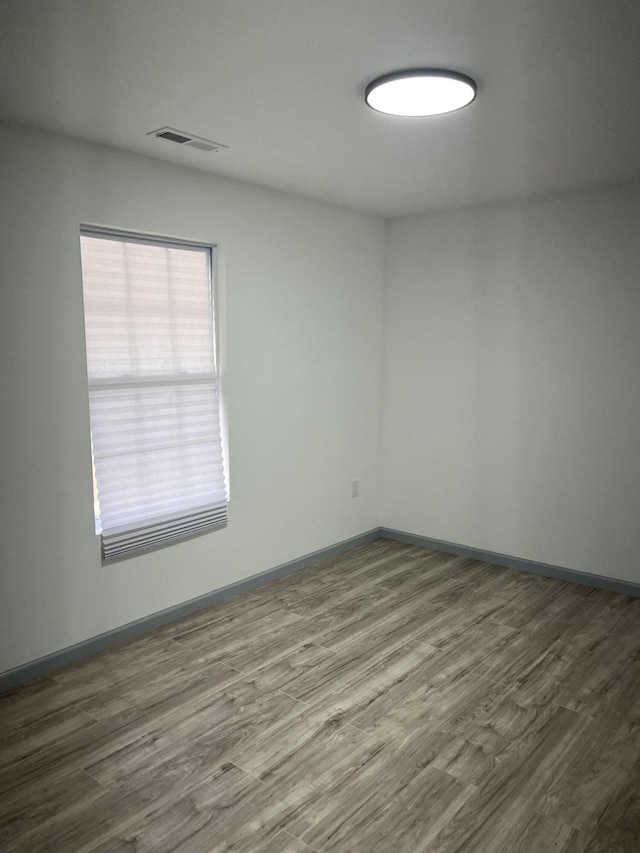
(426, 707, 591, 852)
(342, 657, 508, 743)
(1, 538, 638, 850)
(0, 703, 97, 764)
(254, 637, 438, 709)
(6, 770, 182, 853)
(431, 795, 591, 853)
(0, 716, 108, 796)
(90, 827, 316, 853)
(88, 762, 318, 853)
(81, 659, 243, 733)
(583, 756, 640, 852)
(76, 658, 241, 722)
(472, 618, 571, 684)
(0, 676, 67, 733)
(230, 703, 386, 792)
(171, 602, 305, 654)
(535, 696, 640, 832)
(50, 635, 189, 688)
(0, 769, 101, 848)
(83, 678, 305, 790)
(252, 573, 393, 619)
(153, 592, 289, 642)
(284, 739, 472, 852)
(316, 538, 415, 577)
(309, 588, 445, 653)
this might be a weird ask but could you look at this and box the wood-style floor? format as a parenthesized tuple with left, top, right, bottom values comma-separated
(2, 539, 640, 852)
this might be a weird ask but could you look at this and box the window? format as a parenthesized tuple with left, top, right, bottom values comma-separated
(79, 228, 227, 562)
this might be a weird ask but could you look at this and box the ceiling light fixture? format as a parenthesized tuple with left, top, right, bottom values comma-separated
(365, 69, 476, 117)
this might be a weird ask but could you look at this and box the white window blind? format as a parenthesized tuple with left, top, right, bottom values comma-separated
(79, 229, 227, 561)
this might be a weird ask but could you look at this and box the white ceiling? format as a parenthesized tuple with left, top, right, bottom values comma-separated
(1, 0, 640, 217)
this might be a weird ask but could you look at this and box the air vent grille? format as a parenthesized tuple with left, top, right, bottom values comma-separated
(157, 130, 191, 144)
(147, 127, 229, 153)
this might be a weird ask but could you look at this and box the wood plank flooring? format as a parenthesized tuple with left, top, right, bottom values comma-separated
(1, 538, 640, 851)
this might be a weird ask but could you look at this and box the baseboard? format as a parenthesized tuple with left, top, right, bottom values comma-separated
(0, 528, 380, 692)
(4, 525, 639, 693)
(380, 527, 640, 599)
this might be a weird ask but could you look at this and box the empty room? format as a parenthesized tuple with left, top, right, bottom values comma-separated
(1, 1, 640, 850)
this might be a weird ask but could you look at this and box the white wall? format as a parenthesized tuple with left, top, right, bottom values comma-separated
(0, 122, 385, 673)
(3, 120, 640, 676)
(382, 186, 640, 583)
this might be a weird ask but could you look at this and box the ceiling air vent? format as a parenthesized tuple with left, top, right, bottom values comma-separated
(147, 127, 229, 153)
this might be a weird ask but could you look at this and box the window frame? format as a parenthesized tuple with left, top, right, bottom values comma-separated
(79, 224, 228, 563)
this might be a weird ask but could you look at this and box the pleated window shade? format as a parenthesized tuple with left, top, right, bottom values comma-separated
(79, 229, 227, 561)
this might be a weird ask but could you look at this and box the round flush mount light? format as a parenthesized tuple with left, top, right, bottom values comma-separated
(365, 69, 476, 117)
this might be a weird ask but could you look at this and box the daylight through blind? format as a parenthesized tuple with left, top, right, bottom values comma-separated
(80, 229, 227, 561)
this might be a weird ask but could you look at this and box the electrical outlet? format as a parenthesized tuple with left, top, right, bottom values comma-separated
(351, 479, 359, 498)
